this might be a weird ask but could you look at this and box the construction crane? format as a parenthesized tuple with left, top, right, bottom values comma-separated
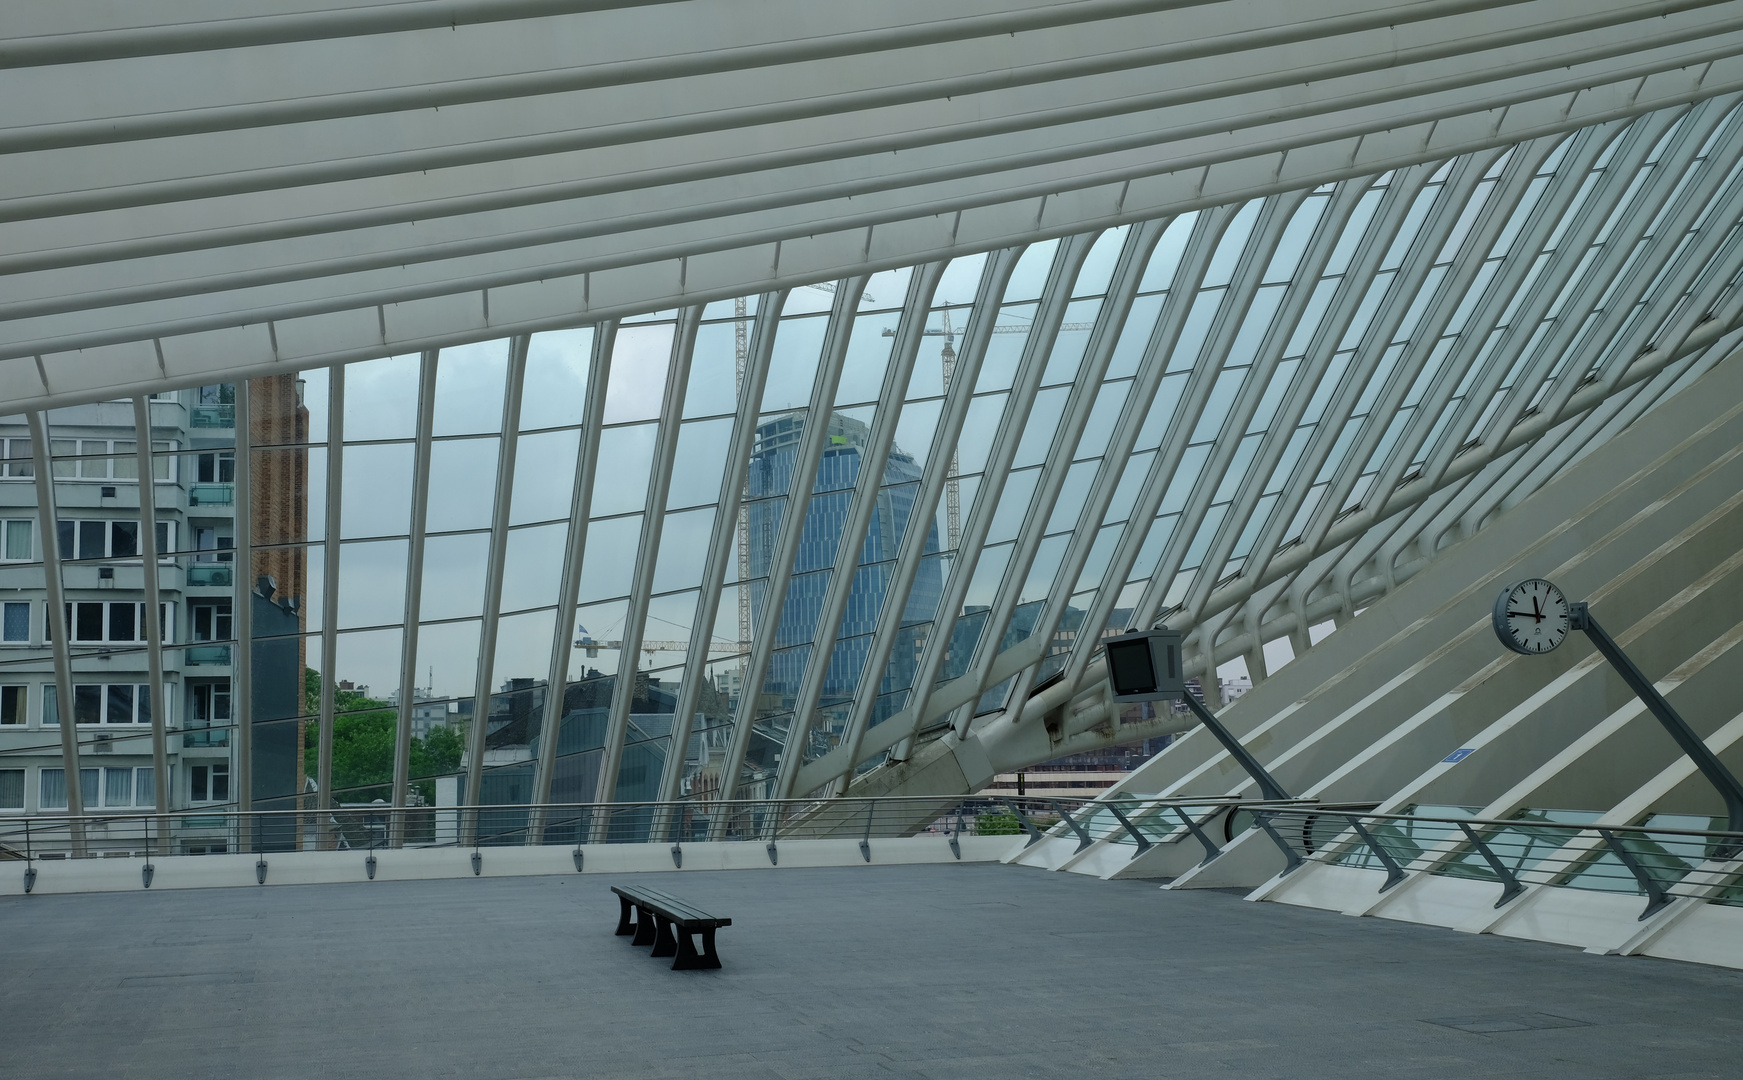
(876, 310, 1095, 549)
(734, 295, 752, 681)
(724, 282, 876, 678)
(805, 281, 875, 305)
(575, 635, 744, 666)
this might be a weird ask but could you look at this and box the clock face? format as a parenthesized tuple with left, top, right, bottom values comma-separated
(1493, 578, 1571, 655)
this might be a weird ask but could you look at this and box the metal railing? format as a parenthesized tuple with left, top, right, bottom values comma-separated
(0, 795, 1322, 868)
(1251, 805, 1743, 920)
(185, 564, 234, 587)
(0, 796, 1114, 871)
(189, 404, 234, 429)
(187, 483, 234, 506)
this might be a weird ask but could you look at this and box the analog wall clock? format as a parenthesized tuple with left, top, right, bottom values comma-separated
(1492, 578, 1571, 654)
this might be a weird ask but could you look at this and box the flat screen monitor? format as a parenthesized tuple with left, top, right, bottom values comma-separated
(1105, 628, 1185, 702)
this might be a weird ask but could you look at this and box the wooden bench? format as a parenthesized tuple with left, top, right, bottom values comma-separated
(611, 884, 731, 970)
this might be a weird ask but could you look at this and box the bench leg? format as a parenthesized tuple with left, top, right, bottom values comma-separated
(631, 905, 658, 947)
(615, 895, 636, 936)
(672, 927, 722, 970)
(651, 914, 678, 958)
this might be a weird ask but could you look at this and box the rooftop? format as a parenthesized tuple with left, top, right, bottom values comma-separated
(6, 863, 1740, 1079)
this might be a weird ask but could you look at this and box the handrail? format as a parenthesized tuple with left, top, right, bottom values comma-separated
(1251, 804, 1743, 920)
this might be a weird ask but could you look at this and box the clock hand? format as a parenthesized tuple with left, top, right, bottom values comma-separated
(1532, 595, 1543, 622)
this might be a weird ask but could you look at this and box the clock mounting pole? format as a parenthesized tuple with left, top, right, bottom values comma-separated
(1566, 602, 1743, 841)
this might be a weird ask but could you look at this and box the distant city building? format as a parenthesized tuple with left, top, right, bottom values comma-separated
(0, 379, 307, 852)
(745, 411, 943, 771)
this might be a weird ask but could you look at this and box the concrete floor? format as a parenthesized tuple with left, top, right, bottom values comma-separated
(3, 863, 1741, 1079)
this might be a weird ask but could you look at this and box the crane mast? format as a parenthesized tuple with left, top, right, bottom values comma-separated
(734, 296, 752, 687)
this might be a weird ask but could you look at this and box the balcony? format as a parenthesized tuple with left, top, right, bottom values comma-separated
(190, 404, 235, 429)
(188, 483, 234, 506)
(181, 728, 229, 748)
(186, 564, 233, 587)
(184, 644, 231, 666)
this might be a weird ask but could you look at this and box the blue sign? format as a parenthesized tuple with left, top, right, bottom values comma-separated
(1442, 748, 1475, 764)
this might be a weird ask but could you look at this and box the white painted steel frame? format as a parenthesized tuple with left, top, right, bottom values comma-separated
(823, 251, 1019, 792)
(772, 263, 943, 800)
(232, 377, 255, 837)
(316, 366, 343, 820)
(592, 309, 697, 815)
(26, 412, 85, 841)
(653, 296, 779, 812)
(461, 336, 529, 831)
(391, 351, 440, 824)
(10, 3, 1743, 411)
(20, 92, 1743, 827)
(130, 398, 171, 817)
(710, 282, 861, 824)
(530, 323, 614, 812)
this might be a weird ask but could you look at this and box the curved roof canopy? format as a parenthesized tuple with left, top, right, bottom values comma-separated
(6, 3, 1743, 804)
(6, 0, 1743, 407)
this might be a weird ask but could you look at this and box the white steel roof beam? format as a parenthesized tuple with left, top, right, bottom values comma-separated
(460, 334, 529, 830)
(1408, 114, 1684, 492)
(817, 251, 1018, 794)
(390, 350, 440, 820)
(1185, 222, 1743, 644)
(529, 325, 613, 812)
(1244, 130, 1608, 575)
(13, 8, 1743, 406)
(772, 264, 943, 800)
(709, 282, 860, 816)
(652, 294, 779, 806)
(315, 365, 344, 818)
(959, 219, 1170, 719)
(951, 230, 1142, 723)
(1049, 207, 1239, 688)
(1178, 159, 1494, 625)
(876, 237, 1095, 743)
(1067, 181, 1373, 684)
(1290, 155, 1520, 566)
(1135, 191, 1322, 625)
(26, 411, 87, 840)
(592, 308, 697, 808)
(1355, 134, 1575, 521)
(1487, 105, 1743, 456)
(129, 397, 170, 817)
(18, 27, 1743, 332)
(1137, 166, 1438, 630)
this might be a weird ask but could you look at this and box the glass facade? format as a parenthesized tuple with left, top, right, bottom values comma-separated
(4, 97, 1743, 844)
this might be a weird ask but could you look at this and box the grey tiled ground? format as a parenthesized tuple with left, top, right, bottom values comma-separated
(4, 863, 1741, 1079)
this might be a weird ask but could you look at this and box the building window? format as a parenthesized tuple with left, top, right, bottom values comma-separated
(0, 685, 22, 724)
(190, 600, 233, 642)
(1, 519, 31, 560)
(187, 682, 230, 746)
(52, 519, 174, 562)
(40, 767, 98, 810)
(47, 438, 144, 482)
(2, 602, 28, 642)
(193, 526, 233, 563)
(0, 769, 21, 809)
(195, 450, 236, 484)
(43, 683, 153, 725)
(52, 602, 171, 645)
(190, 683, 231, 726)
(190, 763, 230, 804)
(0, 438, 34, 479)
(95, 766, 154, 809)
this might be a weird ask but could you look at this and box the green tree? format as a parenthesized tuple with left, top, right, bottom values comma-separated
(301, 668, 464, 805)
(973, 810, 1022, 835)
